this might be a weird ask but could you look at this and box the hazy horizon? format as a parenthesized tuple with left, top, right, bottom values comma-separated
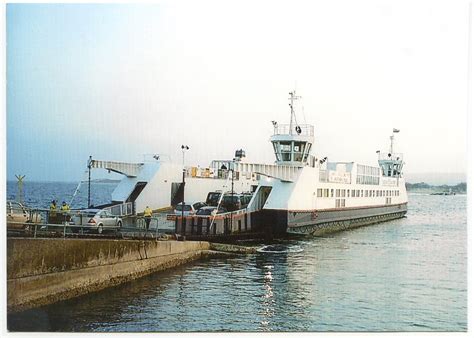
(6, 1, 469, 182)
(5, 171, 467, 186)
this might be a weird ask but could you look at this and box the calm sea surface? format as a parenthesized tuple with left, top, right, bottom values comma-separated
(7, 182, 467, 332)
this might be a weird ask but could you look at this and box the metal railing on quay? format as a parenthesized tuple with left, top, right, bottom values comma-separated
(7, 208, 175, 240)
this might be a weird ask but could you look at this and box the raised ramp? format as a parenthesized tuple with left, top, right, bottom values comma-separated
(90, 160, 144, 177)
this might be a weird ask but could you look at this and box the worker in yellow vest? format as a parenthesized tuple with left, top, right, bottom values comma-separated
(49, 200, 57, 223)
(144, 206, 152, 230)
(50, 200, 57, 216)
(60, 201, 71, 224)
(60, 201, 70, 214)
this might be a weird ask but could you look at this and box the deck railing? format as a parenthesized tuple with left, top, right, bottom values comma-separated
(273, 124, 314, 136)
(378, 152, 403, 161)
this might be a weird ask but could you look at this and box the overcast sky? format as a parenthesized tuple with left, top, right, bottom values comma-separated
(5, 0, 470, 182)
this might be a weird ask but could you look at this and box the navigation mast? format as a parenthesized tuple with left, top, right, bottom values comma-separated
(288, 91, 301, 136)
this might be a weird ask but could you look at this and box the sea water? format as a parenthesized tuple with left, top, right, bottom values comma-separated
(6, 182, 467, 332)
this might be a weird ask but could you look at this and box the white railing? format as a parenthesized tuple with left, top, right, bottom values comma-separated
(378, 152, 403, 161)
(273, 124, 314, 136)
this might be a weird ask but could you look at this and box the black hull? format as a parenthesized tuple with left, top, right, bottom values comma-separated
(263, 203, 407, 236)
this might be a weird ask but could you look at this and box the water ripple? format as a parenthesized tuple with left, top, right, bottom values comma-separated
(7, 193, 467, 332)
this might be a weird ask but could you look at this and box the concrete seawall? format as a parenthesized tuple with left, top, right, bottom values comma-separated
(7, 238, 211, 313)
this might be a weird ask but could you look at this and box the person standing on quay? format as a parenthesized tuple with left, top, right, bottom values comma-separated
(49, 200, 57, 223)
(60, 201, 71, 223)
(60, 201, 70, 214)
(144, 206, 152, 230)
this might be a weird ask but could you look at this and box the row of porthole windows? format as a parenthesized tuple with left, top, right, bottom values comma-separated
(317, 188, 400, 198)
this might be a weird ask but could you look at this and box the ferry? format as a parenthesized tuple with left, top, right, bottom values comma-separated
(245, 91, 408, 236)
(86, 91, 407, 237)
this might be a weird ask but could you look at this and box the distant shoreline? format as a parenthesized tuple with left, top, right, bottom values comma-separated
(405, 182, 466, 194)
(80, 179, 121, 184)
(7, 179, 121, 184)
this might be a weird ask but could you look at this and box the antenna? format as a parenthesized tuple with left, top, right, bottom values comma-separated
(390, 128, 400, 154)
(288, 90, 301, 135)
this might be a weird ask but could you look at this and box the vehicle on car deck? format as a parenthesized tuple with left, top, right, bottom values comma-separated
(195, 206, 227, 216)
(174, 202, 207, 216)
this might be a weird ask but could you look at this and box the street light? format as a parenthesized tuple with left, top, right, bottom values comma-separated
(87, 156, 92, 208)
(181, 145, 189, 235)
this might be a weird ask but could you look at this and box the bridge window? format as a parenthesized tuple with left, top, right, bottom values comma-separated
(293, 142, 305, 162)
(279, 142, 292, 161)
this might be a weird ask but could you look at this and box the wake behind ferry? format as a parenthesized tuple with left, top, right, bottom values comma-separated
(73, 91, 408, 238)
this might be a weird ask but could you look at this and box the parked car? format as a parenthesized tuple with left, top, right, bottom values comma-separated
(206, 191, 253, 211)
(174, 202, 207, 216)
(206, 191, 222, 206)
(221, 193, 252, 212)
(71, 208, 122, 234)
(195, 206, 227, 216)
(6, 200, 42, 231)
(192, 202, 207, 211)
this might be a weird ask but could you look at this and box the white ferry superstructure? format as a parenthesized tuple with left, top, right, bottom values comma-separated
(89, 90, 407, 236)
(245, 91, 408, 236)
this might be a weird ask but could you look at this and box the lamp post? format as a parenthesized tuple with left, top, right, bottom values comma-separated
(87, 156, 92, 208)
(181, 145, 189, 235)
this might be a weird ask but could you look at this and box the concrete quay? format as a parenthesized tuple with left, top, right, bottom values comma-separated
(7, 238, 253, 313)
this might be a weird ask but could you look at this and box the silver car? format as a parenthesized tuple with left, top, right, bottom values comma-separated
(174, 202, 206, 216)
(72, 208, 122, 234)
